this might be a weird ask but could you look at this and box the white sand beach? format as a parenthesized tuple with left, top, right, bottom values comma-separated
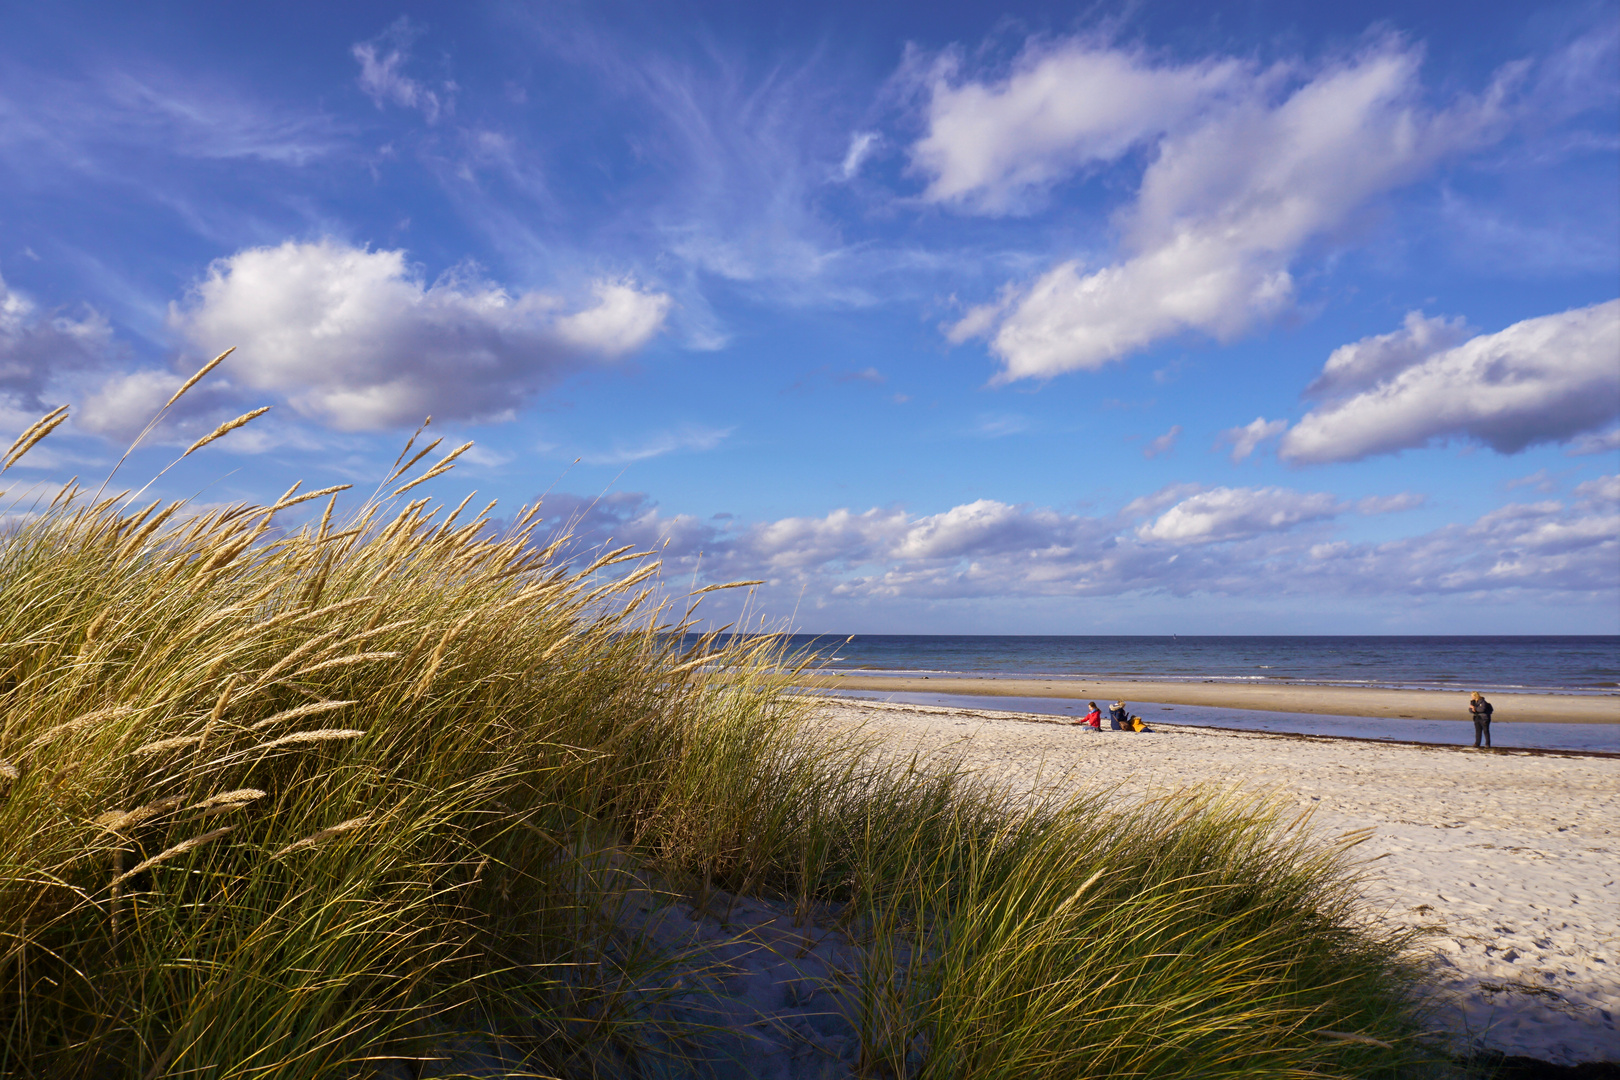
(810, 698, 1619, 1067)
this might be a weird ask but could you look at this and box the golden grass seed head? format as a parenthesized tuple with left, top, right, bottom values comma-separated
(133, 735, 202, 757)
(270, 814, 372, 858)
(247, 699, 357, 732)
(182, 407, 272, 459)
(111, 826, 233, 888)
(163, 348, 234, 410)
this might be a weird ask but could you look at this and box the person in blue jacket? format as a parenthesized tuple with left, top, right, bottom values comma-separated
(1108, 701, 1128, 730)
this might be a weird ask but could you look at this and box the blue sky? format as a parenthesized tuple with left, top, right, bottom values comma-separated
(1, 0, 1616, 633)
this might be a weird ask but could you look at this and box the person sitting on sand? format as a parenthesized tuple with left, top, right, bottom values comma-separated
(1075, 702, 1102, 729)
(1469, 691, 1494, 749)
(1109, 702, 1127, 730)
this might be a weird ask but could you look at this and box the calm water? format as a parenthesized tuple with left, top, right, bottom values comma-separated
(781, 635, 1619, 695)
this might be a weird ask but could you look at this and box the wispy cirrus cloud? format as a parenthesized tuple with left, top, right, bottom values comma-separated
(575, 424, 734, 465)
(352, 17, 456, 124)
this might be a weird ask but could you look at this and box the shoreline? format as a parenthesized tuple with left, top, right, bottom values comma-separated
(795, 673, 1620, 724)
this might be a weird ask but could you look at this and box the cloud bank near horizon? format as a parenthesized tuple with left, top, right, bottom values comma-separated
(531, 478, 1613, 608)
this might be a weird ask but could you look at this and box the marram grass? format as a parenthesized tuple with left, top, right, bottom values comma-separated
(0, 391, 1429, 1078)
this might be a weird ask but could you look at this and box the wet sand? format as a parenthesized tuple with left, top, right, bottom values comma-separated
(796, 673, 1620, 723)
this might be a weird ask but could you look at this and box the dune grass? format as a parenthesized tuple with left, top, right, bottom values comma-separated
(0, 395, 1429, 1078)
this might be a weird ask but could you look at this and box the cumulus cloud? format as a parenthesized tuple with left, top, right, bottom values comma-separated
(1136, 486, 1343, 544)
(0, 272, 112, 410)
(1281, 300, 1620, 463)
(1142, 424, 1180, 458)
(1305, 311, 1472, 399)
(166, 239, 671, 431)
(934, 38, 1510, 379)
(1566, 428, 1620, 457)
(910, 42, 1242, 214)
(1219, 417, 1286, 462)
(352, 18, 454, 123)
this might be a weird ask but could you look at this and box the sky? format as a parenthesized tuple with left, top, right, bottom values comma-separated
(0, 0, 1616, 634)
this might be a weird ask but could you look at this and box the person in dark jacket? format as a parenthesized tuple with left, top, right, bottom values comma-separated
(1109, 701, 1128, 730)
(1469, 692, 1494, 748)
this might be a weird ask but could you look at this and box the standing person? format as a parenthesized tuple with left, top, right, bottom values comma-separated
(1076, 702, 1102, 729)
(1469, 692, 1494, 749)
(1109, 701, 1128, 730)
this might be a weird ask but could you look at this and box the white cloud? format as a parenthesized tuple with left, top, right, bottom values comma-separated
(974, 413, 1031, 438)
(838, 131, 881, 181)
(0, 272, 112, 409)
(577, 424, 732, 465)
(1574, 474, 1620, 503)
(352, 18, 453, 123)
(554, 280, 674, 358)
(1219, 417, 1286, 462)
(166, 239, 671, 431)
(539, 482, 1615, 606)
(936, 38, 1510, 378)
(74, 369, 185, 440)
(1142, 424, 1181, 458)
(1567, 428, 1620, 457)
(1281, 300, 1620, 463)
(1136, 486, 1343, 544)
(910, 42, 1242, 214)
(1305, 311, 1472, 399)
(1355, 492, 1426, 514)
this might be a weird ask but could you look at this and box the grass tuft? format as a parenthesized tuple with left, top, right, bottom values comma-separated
(0, 413, 1429, 1077)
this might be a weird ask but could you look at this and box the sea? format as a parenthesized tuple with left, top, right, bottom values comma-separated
(776, 635, 1620, 753)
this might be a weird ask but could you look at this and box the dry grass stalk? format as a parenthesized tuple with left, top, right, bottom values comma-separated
(383, 431, 439, 485)
(290, 652, 399, 678)
(271, 815, 372, 858)
(26, 707, 136, 752)
(247, 700, 357, 732)
(411, 611, 478, 699)
(255, 728, 367, 751)
(3, 405, 69, 464)
(2, 407, 70, 472)
(163, 348, 234, 410)
(134, 734, 203, 757)
(95, 796, 187, 833)
(188, 788, 266, 811)
(1312, 1029, 1394, 1049)
(182, 407, 271, 459)
(110, 827, 233, 888)
(389, 441, 473, 498)
(199, 674, 240, 752)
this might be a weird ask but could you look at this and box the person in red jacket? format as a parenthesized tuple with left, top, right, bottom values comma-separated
(1074, 701, 1102, 729)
